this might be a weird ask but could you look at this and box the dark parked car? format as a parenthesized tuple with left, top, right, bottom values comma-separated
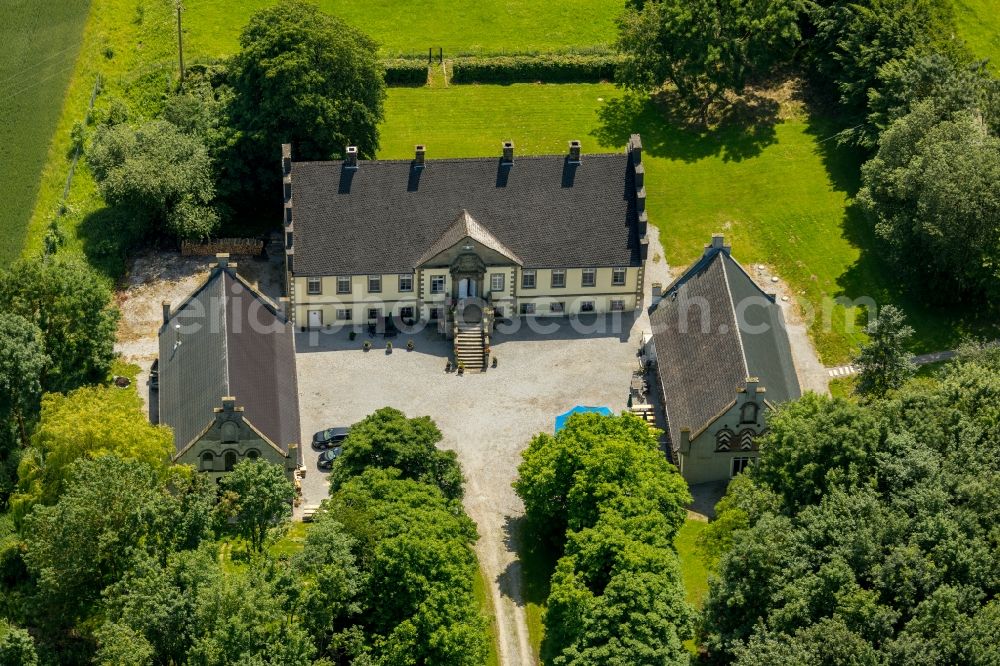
(317, 446, 343, 470)
(312, 427, 350, 449)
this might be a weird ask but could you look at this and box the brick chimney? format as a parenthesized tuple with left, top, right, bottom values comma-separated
(281, 143, 292, 176)
(502, 140, 514, 164)
(568, 139, 581, 163)
(345, 145, 358, 169)
(629, 133, 642, 165)
(162, 301, 171, 324)
(414, 144, 426, 167)
(216, 253, 230, 269)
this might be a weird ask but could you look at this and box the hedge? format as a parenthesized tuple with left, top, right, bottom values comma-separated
(383, 59, 428, 86)
(450, 54, 622, 84)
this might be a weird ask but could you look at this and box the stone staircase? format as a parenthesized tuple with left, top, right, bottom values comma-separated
(454, 322, 486, 372)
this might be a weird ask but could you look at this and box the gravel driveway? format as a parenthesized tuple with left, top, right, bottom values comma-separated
(295, 312, 647, 666)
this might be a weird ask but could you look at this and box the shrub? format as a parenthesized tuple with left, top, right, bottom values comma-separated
(382, 58, 428, 86)
(451, 53, 622, 84)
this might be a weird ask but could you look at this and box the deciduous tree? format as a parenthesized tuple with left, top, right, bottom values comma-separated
(330, 406, 464, 500)
(11, 384, 173, 514)
(615, 0, 800, 121)
(858, 104, 1000, 300)
(223, 0, 385, 211)
(0, 256, 118, 394)
(0, 313, 47, 446)
(217, 459, 294, 553)
(88, 120, 220, 241)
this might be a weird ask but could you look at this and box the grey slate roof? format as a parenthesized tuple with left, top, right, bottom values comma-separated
(415, 209, 524, 267)
(290, 152, 640, 276)
(649, 245, 800, 449)
(158, 269, 301, 454)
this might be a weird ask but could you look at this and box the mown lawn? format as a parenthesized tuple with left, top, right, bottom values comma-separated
(954, 0, 1000, 70)
(675, 519, 711, 608)
(181, 0, 620, 57)
(0, 0, 90, 267)
(473, 562, 502, 666)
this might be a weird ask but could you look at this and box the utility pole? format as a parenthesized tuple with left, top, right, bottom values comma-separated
(176, 1, 185, 88)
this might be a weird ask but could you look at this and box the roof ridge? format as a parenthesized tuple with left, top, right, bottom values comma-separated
(220, 272, 230, 398)
(293, 153, 625, 167)
(719, 256, 750, 379)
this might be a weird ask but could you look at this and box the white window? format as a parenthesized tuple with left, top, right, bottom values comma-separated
(610, 299, 625, 312)
(430, 275, 445, 294)
(521, 270, 536, 289)
(367, 308, 381, 321)
(581, 301, 595, 313)
(582, 268, 596, 287)
(398, 274, 413, 292)
(368, 275, 382, 293)
(550, 302, 565, 313)
(612, 267, 627, 286)
(429, 307, 443, 320)
(491, 273, 505, 292)
(731, 456, 753, 477)
(336, 309, 352, 321)
(551, 269, 566, 289)
(307, 277, 322, 295)
(520, 302, 536, 315)
(400, 306, 414, 321)
(336, 276, 351, 294)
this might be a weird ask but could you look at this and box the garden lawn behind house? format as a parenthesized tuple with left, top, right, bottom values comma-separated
(0, 0, 90, 267)
(180, 0, 621, 57)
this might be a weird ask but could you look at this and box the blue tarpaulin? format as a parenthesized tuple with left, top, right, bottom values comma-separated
(555, 405, 613, 433)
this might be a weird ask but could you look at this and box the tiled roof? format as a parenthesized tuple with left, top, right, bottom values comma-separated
(649, 244, 801, 449)
(158, 268, 301, 454)
(289, 151, 640, 275)
(415, 209, 523, 267)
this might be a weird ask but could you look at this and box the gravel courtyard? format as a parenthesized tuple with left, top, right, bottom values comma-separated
(295, 312, 646, 666)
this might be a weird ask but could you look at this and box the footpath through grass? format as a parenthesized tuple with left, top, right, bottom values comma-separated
(181, 0, 620, 57)
(0, 0, 90, 267)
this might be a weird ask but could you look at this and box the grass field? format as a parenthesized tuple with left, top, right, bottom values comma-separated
(0, 0, 90, 267)
(954, 0, 1000, 69)
(181, 0, 620, 57)
(473, 562, 502, 666)
(675, 519, 711, 608)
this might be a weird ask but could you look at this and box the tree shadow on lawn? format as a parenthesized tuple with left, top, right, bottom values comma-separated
(77, 205, 146, 280)
(591, 90, 781, 163)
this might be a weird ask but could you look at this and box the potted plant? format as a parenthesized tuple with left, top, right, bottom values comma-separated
(363, 340, 372, 352)
(406, 339, 415, 351)
(491, 356, 498, 368)
(349, 331, 357, 341)
(445, 360, 452, 373)
(386, 341, 393, 354)
(457, 360, 465, 375)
